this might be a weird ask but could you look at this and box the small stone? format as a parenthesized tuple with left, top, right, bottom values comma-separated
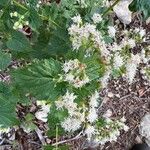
(103, 109, 112, 118)
(108, 92, 114, 98)
(116, 94, 120, 98)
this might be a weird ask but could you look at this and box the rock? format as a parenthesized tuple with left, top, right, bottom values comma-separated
(139, 113, 150, 147)
(108, 92, 114, 98)
(113, 0, 133, 25)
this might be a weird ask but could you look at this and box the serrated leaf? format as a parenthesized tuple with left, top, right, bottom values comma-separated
(0, 51, 11, 71)
(129, 0, 150, 19)
(0, 0, 10, 6)
(29, 8, 42, 30)
(0, 82, 19, 128)
(12, 59, 63, 100)
(6, 31, 32, 52)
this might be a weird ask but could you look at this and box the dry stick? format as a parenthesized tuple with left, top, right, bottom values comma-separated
(52, 131, 83, 146)
(139, 87, 150, 98)
(35, 128, 46, 145)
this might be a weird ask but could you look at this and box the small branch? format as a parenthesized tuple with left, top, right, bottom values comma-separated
(52, 131, 83, 146)
(102, 0, 121, 17)
(35, 128, 46, 145)
(139, 87, 150, 98)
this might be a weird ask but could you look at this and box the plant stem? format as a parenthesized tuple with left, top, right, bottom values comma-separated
(13, 0, 28, 10)
(55, 125, 58, 150)
(12, 0, 62, 28)
(102, 0, 121, 17)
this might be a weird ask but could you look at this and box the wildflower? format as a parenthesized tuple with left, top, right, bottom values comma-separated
(89, 91, 99, 108)
(87, 108, 98, 123)
(61, 117, 82, 132)
(100, 70, 111, 88)
(128, 39, 136, 48)
(10, 11, 18, 17)
(72, 15, 82, 25)
(139, 29, 146, 38)
(126, 54, 141, 83)
(63, 59, 90, 88)
(85, 125, 95, 140)
(108, 26, 116, 37)
(92, 13, 102, 24)
(113, 53, 124, 69)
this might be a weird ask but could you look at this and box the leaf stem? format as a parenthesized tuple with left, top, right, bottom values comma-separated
(102, 0, 121, 17)
(12, 0, 28, 10)
(55, 125, 58, 150)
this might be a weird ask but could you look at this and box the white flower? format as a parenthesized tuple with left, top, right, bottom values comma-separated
(139, 29, 146, 38)
(63, 59, 79, 73)
(89, 91, 99, 108)
(114, 53, 124, 69)
(128, 39, 136, 48)
(61, 117, 82, 132)
(108, 26, 116, 37)
(72, 15, 82, 25)
(87, 108, 98, 123)
(55, 100, 64, 110)
(85, 125, 95, 140)
(100, 70, 111, 88)
(126, 54, 141, 83)
(92, 13, 102, 24)
(62, 91, 77, 103)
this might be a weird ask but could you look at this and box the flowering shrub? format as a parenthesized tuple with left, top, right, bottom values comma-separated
(0, 0, 149, 149)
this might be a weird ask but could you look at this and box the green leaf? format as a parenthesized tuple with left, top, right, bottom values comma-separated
(44, 144, 70, 150)
(47, 27, 71, 56)
(129, 0, 150, 19)
(0, 82, 19, 128)
(12, 59, 63, 100)
(47, 105, 67, 137)
(0, 0, 10, 6)
(6, 31, 32, 52)
(0, 51, 11, 71)
(29, 8, 42, 30)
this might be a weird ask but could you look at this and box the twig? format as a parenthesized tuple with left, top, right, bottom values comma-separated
(35, 128, 46, 145)
(102, 0, 121, 17)
(52, 131, 83, 146)
(139, 87, 150, 98)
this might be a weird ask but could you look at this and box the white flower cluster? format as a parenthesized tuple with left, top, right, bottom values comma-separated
(68, 15, 109, 59)
(92, 13, 102, 24)
(10, 11, 29, 30)
(100, 70, 111, 88)
(126, 54, 141, 83)
(35, 101, 51, 122)
(108, 26, 116, 37)
(113, 53, 124, 69)
(94, 117, 129, 145)
(87, 91, 99, 123)
(55, 91, 84, 132)
(55, 90, 100, 133)
(62, 59, 90, 88)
